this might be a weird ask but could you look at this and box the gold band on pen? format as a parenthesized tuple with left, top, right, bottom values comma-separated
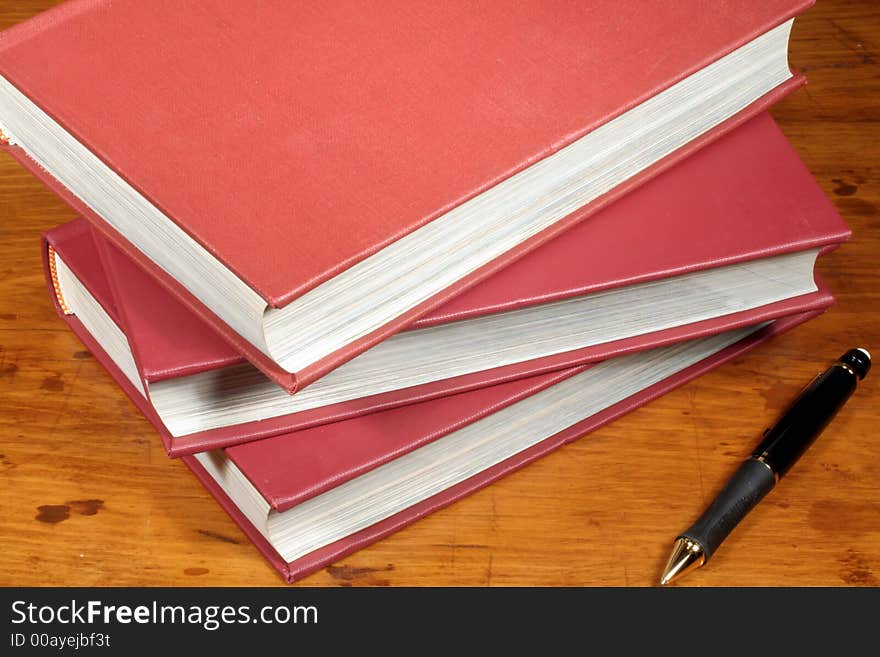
(753, 455, 779, 483)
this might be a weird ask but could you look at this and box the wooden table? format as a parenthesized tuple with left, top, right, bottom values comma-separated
(1, 0, 877, 587)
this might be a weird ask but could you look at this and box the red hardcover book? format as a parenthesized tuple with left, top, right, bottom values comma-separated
(45, 114, 846, 456)
(193, 314, 818, 583)
(2, 0, 813, 392)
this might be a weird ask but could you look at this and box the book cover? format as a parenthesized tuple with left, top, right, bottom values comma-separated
(1, 0, 814, 391)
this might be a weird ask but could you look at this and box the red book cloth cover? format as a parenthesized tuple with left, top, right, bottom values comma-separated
(55, 113, 841, 456)
(2, 0, 813, 391)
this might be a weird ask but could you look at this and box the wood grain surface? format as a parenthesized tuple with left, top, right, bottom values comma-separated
(0, 0, 877, 587)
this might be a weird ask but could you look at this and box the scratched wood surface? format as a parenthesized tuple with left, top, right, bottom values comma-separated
(0, 0, 878, 587)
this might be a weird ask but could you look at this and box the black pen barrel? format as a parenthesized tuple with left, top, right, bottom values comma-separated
(752, 352, 865, 479)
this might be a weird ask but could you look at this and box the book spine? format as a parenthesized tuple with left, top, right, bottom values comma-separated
(45, 244, 72, 315)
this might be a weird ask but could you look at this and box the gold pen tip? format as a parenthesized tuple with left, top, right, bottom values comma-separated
(659, 537, 706, 586)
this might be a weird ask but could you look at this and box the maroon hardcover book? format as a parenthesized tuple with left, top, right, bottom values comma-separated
(3, 0, 813, 390)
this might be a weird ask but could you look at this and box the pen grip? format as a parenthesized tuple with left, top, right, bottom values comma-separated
(681, 458, 776, 561)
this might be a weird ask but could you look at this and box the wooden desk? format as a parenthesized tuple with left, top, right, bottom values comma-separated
(1, 0, 877, 587)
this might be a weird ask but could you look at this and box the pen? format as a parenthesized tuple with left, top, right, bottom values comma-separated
(660, 347, 871, 585)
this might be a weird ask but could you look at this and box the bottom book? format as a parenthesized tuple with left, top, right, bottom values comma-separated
(45, 250, 821, 580)
(186, 315, 818, 582)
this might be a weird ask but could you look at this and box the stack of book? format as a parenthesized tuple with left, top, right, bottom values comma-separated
(0, 1, 848, 582)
